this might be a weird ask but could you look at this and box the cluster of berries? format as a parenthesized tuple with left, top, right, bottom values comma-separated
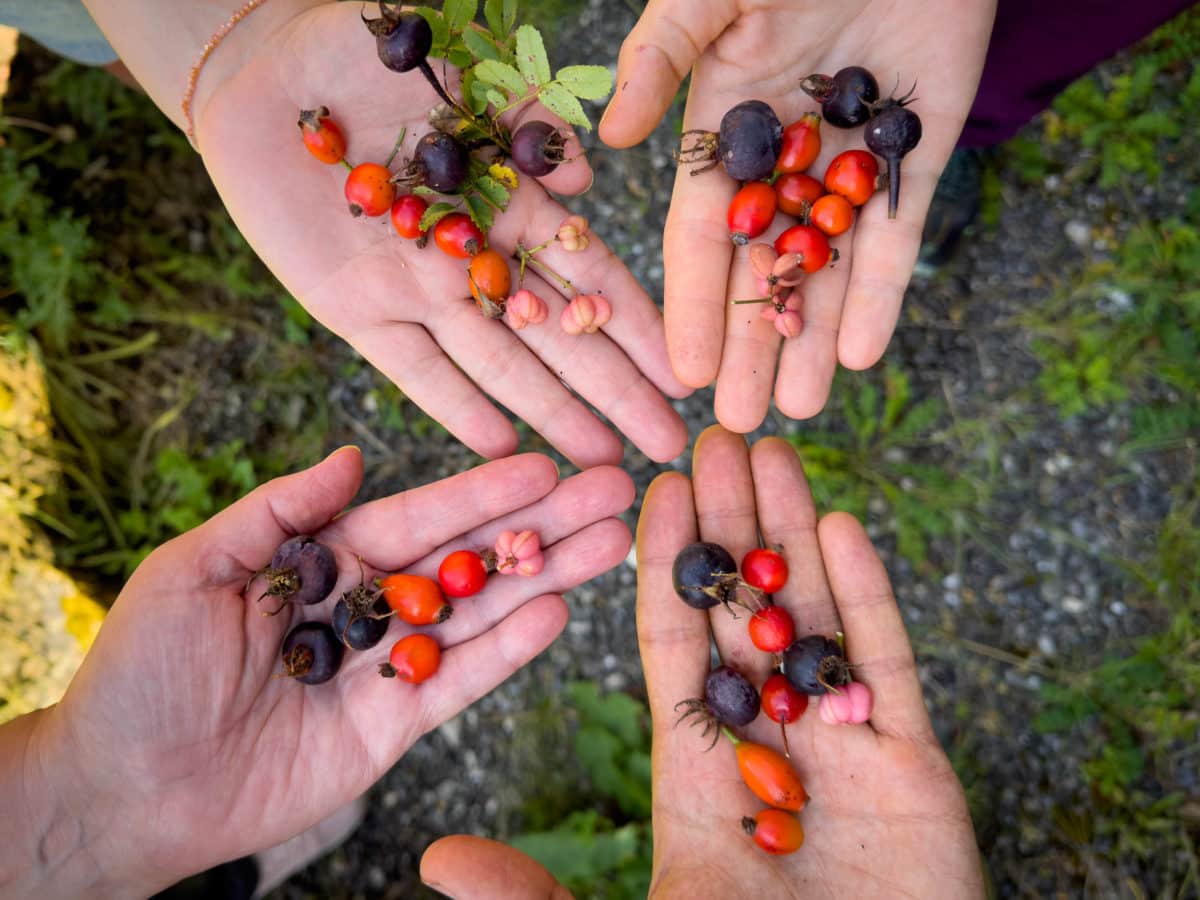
(671, 541, 875, 855)
(250, 529, 545, 688)
(296, 6, 616, 335)
(678, 65, 922, 339)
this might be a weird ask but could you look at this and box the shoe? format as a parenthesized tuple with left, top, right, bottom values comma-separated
(916, 147, 985, 274)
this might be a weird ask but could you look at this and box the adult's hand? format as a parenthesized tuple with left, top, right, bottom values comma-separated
(86, 0, 691, 467)
(2, 447, 634, 896)
(602, 0, 996, 429)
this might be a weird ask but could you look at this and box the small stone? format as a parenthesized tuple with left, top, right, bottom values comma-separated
(1062, 596, 1086, 615)
(1037, 634, 1057, 656)
(1064, 220, 1090, 248)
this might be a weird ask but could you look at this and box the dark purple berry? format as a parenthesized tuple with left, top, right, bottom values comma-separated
(672, 541, 738, 609)
(254, 536, 338, 615)
(511, 121, 567, 177)
(717, 100, 783, 182)
(371, 10, 433, 74)
(675, 665, 760, 749)
(414, 131, 469, 193)
(281, 622, 344, 685)
(864, 103, 922, 219)
(783, 635, 850, 695)
(801, 67, 880, 129)
(704, 666, 761, 727)
(332, 595, 391, 651)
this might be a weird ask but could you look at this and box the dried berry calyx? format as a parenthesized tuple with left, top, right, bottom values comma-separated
(280, 622, 344, 685)
(800, 66, 879, 129)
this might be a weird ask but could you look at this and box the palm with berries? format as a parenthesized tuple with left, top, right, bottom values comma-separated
(601, 0, 996, 429)
(37, 450, 634, 894)
(195, 1, 689, 468)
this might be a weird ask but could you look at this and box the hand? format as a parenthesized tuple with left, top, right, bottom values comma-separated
(421, 427, 983, 899)
(15, 447, 634, 896)
(601, 0, 996, 428)
(195, 2, 690, 467)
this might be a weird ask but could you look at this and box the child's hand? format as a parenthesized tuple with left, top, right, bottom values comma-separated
(14, 447, 633, 896)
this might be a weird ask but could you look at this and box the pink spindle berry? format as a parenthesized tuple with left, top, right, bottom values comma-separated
(772, 253, 806, 287)
(505, 289, 549, 330)
(749, 243, 777, 280)
(818, 681, 873, 725)
(494, 529, 545, 576)
(556, 215, 590, 252)
(760, 291, 804, 339)
(561, 294, 612, 335)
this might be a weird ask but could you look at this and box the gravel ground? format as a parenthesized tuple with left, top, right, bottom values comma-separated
(89, 2, 1180, 897)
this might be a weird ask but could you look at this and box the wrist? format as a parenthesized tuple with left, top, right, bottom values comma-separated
(0, 706, 166, 898)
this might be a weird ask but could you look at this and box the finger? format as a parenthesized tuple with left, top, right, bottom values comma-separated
(635, 472, 708, 734)
(817, 511, 933, 740)
(599, 0, 739, 149)
(712, 243, 780, 434)
(421, 836, 573, 900)
(186, 446, 364, 584)
(747, 438, 838, 637)
(351, 321, 520, 460)
(490, 184, 691, 401)
(417, 592, 569, 729)
(690, 426, 761, 673)
(423, 294, 626, 469)
(322, 453, 560, 570)
(507, 102, 593, 197)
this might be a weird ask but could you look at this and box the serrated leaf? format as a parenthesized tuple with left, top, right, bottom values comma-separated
(474, 59, 525, 97)
(448, 47, 472, 69)
(555, 64, 612, 100)
(486, 88, 507, 109)
(420, 201, 458, 231)
(442, 0, 477, 32)
(413, 7, 450, 52)
(475, 174, 511, 210)
(515, 24, 551, 85)
(468, 81, 490, 114)
(484, 0, 510, 37)
(538, 82, 591, 130)
(462, 27, 500, 62)
(465, 193, 494, 232)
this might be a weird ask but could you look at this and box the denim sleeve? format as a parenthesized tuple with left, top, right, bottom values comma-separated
(0, 0, 117, 66)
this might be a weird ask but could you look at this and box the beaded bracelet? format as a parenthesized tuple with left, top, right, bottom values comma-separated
(181, 0, 272, 146)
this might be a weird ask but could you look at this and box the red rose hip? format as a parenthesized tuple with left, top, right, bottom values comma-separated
(824, 149, 880, 207)
(438, 549, 488, 598)
(345, 162, 396, 217)
(727, 182, 777, 245)
(774, 224, 831, 273)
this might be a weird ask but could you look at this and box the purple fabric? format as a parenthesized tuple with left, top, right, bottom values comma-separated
(960, 0, 1197, 147)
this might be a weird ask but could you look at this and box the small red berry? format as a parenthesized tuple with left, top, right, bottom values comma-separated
(774, 224, 831, 273)
(345, 162, 396, 217)
(761, 672, 809, 756)
(391, 194, 428, 240)
(810, 193, 855, 237)
(298, 107, 347, 165)
(742, 809, 805, 855)
(433, 212, 485, 258)
(748, 605, 796, 653)
(824, 149, 880, 207)
(727, 182, 777, 246)
(438, 550, 488, 598)
(773, 172, 823, 218)
(379, 633, 441, 683)
(468, 248, 512, 303)
(774, 113, 821, 174)
(741, 548, 789, 593)
(378, 573, 453, 625)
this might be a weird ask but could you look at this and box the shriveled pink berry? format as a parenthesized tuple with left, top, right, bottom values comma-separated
(760, 291, 804, 339)
(561, 294, 612, 335)
(505, 289, 549, 330)
(818, 681, 873, 725)
(749, 243, 778, 280)
(495, 529, 545, 576)
(772, 253, 806, 287)
(556, 215, 590, 252)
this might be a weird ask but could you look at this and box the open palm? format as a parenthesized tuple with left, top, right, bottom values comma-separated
(193, 2, 689, 468)
(601, 0, 996, 428)
(38, 448, 635, 894)
(635, 427, 982, 897)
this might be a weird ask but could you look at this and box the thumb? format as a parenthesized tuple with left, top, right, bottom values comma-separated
(178, 445, 364, 582)
(600, 0, 740, 148)
(420, 835, 574, 900)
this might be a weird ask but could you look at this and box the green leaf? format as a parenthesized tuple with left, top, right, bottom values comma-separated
(465, 193, 494, 232)
(413, 7, 450, 52)
(555, 64, 613, 100)
(538, 82, 591, 130)
(484, 0, 517, 37)
(419, 201, 458, 231)
(473, 59, 526, 97)
(442, 0, 477, 32)
(448, 47, 472, 69)
(515, 24, 551, 86)
(462, 27, 500, 61)
(474, 174, 511, 210)
(486, 88, 507, 109)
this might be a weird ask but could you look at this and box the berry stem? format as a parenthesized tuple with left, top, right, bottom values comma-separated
(418, 59, 464, 118)
(732, 297, 772, 305)
(514, 242, 575, 295)
(340, 158, 354, 171)
(384, 126, 407, 168)
(721, 726, 742, 746)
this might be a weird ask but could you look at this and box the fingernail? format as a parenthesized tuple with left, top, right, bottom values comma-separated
(326, 444, 361, 459)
